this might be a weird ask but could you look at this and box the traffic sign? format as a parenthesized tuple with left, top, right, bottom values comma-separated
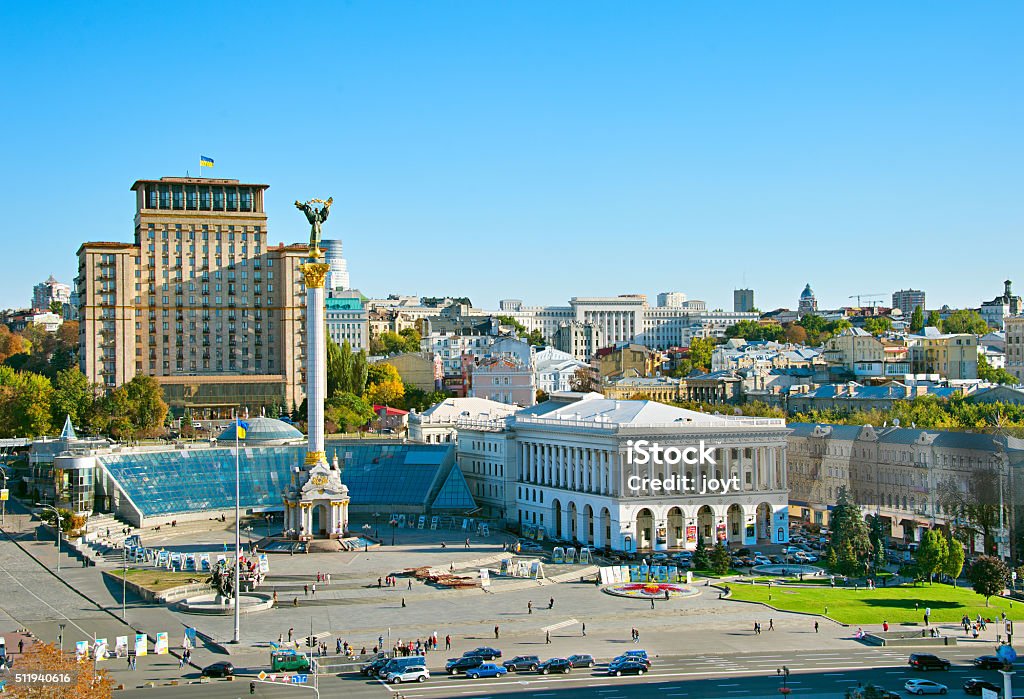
(291, 674, 308, 684)
(258, 671, 267, 681)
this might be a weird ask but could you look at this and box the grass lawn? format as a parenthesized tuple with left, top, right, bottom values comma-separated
(691, 568, 743, 578)
(728, 582, 1024, 625)
(112, 568, 208, 593)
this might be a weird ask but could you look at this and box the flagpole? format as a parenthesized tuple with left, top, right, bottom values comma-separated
(231, 409, 238, 646)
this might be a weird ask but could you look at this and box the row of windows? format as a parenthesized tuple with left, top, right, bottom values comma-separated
(146, 223, 261, 240)
(143, 184, 259, 213)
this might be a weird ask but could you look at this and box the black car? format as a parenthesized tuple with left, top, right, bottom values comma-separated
(465, 647, 502, 660)
(963, 678, 1001, 696)
(502, 655, 540, 672)
(360, 656, 391, 677)
(607, 658, 648, 676)
(860, 686, 900, 699)
(973, 655, 1008, 670)
(567, 654, 595, 668)
(446, 656, 484, 675)
(201, 661, 234, 678)
(909, 653, 951, 671)
(537, 658, 572, 675)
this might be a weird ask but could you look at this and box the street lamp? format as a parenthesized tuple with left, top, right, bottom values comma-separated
(373, 512, 381, 538)
(58, 623, 66, 653)
(777, 666, 791, 694)
(0, 465, 8, 525)
(36, 503, 62, 575)
(390, 518, 398, 546)
(244, 525, 254, 549)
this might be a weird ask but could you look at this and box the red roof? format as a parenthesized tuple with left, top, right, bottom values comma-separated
(373, 405, 409, 416)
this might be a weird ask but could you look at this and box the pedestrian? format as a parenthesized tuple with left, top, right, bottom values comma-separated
(378, 577, 382, 588)
(402, 597, 406, 608)
(445, 635, 452, 650)
(528, 601, 533, 614)
(465, 538, 470, 548)
(304, 584, 309, 596)
(293, 597, 298, 606)
(179, 654, 186, 669)
(311, 583, 316, 596)
(549, 597, 554, 609)
(327, 573, 331, 585)
(582, 622, 586, 637)
(883, 621, 889, 632)
(650, 598, 655, 609)
(288, 628, 294, 642)
(407, 579, 412, 590)
(130, 654, 137, 671)
(273, 591, 278, 605)
(336, 639, 342, 655)
(545, 631, 551, 644)
(441, 541, 446, 549)
(495, 625, 500, 639)
(814, 621, 819, 633)
(18, 639, 24, 654)
(769, 619, 774, 631)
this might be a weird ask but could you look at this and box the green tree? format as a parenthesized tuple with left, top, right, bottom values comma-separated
(0, 365, 54, 437)
(709, 542, 732, 576)
(915, 528, 948, 584)
(910, 305, 925, 333)
(827, 486, 873, 575)
(496, 316, 545, 346)
(862, 317, 893, 336)
(926, 310, 942, 329)
(351, 350, 369, 395)
(942, 531, 965, 586)
(942, 309, 989, 334)
(967, 555, 1009, 605)
(866, 514, 888, 571)
(338, 340, 354, 394)
(50, 367, 95, 430)
(798, 314, 826, 335)
(692, 536, 710, 571)
(324, 391, 375, 432)
(49, 300, 63, 315)
(367, 363, 402, 388)
(398, 327, 422, 352)
(326, 335, 344, 398)
(123, 375, 169, 437)
(725, 320, 785, 342)
(978, 355, 1017, 385)
(688, 337, 716, 372)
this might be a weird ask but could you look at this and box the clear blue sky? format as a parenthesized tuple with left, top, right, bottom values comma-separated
(1, 2, 1021, 312)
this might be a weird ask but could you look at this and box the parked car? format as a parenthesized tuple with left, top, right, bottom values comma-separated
(502, 655, 540, 672)
(567, 654, 595, 668)
(607, 658, 649, 676)
(360, 656, 391, 676)
(537, 658, 572, 675)
(909, 654, 951, 671)
(858, 686, 900, 699)
(466, 663, 507, 679)
(963, 678, 1001, 696)
(651, 552, 669, 562)
(201, 662, 234, 678)
(768, 555, 784, 564)
(386, 666, 429, 684)
(972, 655, 1007, 670)
(904, 678, 948, 695)
(613, 650, 651, 667)
(446, 656, 484, 675)
(465, 647, 502, 660)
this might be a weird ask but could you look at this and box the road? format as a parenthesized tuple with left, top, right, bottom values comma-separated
(119, 645, 1020, 699)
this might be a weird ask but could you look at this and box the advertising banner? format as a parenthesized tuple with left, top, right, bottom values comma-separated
(258, 553, 270, 574)
(686, 525, 697, 544)
(75, 641, 88, 661)
(716, 523, 727, 541)
(115, 636, 128, 658)
(94, 638, 107, 661)
(134, 634, 147, 656)
(479, 569, 490, 588)
(155, 632, 168, 655)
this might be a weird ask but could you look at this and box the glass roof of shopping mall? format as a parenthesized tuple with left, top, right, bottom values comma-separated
(98, 443, 469, 518)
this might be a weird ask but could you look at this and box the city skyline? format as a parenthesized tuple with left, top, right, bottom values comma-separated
(1, 3, 1021, 311)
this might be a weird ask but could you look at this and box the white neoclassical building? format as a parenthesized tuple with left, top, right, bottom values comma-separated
(457, 394, 790, 553)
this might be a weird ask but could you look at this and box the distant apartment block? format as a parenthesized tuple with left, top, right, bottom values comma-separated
(891, 289, 926, 317)
(734, 288, 755, 313)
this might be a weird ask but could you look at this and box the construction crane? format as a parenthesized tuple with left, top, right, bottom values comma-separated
(848, 293, 886, 307)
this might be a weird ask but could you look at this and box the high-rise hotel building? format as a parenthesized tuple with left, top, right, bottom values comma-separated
(77, 177, 310, 417)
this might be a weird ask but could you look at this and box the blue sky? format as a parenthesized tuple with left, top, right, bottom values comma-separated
(0, 2, 1020, 312)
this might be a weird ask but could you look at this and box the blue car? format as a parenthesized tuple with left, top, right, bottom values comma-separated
(466, 663, 508, 679)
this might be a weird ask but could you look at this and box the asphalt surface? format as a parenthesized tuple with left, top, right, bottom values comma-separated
(118, 645, 1022, 699)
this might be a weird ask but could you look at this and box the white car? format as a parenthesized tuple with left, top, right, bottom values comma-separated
(904, 679, 948, 695)
(387, 666, 430, 684)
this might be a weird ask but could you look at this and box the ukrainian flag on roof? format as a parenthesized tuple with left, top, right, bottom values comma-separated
(235, 420, 249, 439)
(200, 155, 214, 168)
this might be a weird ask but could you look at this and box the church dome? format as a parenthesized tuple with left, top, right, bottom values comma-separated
(800, 284, 815, 299)
(216, 416, 304, 444)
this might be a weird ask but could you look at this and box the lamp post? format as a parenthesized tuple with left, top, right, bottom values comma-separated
(373, 512, 380, 538)
(36, 503, 62, 575)
(777, 666, 791, 694)
(390, 518, 398, 546)
(0, 465, 8, 525)
(58, 623, 66, 653)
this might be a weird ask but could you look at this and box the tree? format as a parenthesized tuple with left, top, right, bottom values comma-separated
(367, 363, 402, 388)
(826, 486, 873, 575)
(123, 375, 169, 437)
(338, 340, 354, 394)
(0, 324, 25, 363)
(50, 367, 95, 431)
(326, 335, 344, 398)
(938, 465, 1003, 556)
(978, 355, 1018, 385)
(49, 299, 64, 314)
(910, 305, 925, 333)
(926, 310, 942, 329)
(398, 327, 422, 351)
(0, 365, 54, 437)
(866, 514, 888, 571)
(942, 531, 965, 586)
(915, 528, 948, 584)
(709, 542, 732, 576)
(784, 323, 808, 344)
(325, 392, 375, 432)
(688, 337, 716, 372)
(569, 367, 598, 393)
(496, 316, 545, 346)
(942, 309, 989, 335)
(365, 379, 405, 407)
(862, 317, 892, 336)
(352, 350, 369, 395)
(798, 314, 827, 335)
(13, 640, 114, 698)
(967, 555, 1009, 605)
(725, 320, 785, 342)
(692, 536, 710, 571)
